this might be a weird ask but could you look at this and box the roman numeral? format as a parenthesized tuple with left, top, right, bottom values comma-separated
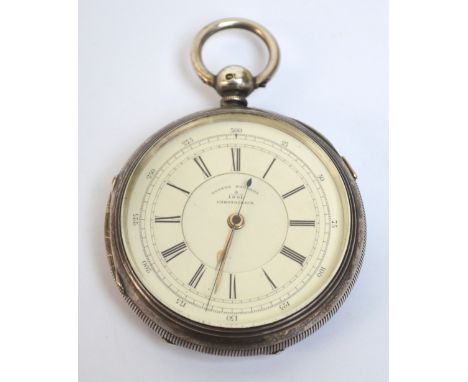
(231, 148, 241, 171)
(188, 264, 205, 288)
(282, 185, 305, 199)
(167, 182, 190, 195)
(154, 216, 181, 223)
(229, 274, 237, 299)
(161, 242, 186, 262)
(280, 246, 306, 266)
(262, 269, 277, 289)
(289, 220, 315, 227)
(262, 158, 276, 179)
(193, 156, 211, 178)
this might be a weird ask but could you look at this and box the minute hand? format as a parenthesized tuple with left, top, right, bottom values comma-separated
(236, 177, 252, 216)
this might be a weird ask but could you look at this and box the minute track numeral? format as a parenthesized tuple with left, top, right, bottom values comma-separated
(229, 274, 237, 299)
(231, 148, 241, 171)
(280, 246, 306, 266)
(289, 219, 315, 227)
(161, 242, 186, 262)
(188, 264, 205, 289)
(154, 216, 181, 223)
(282, 185, 305, 199)
(193, 156, 211, 178)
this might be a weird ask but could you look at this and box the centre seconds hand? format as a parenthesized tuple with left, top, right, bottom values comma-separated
(205, 178, 252, 311)
(214, 178, 252, 293)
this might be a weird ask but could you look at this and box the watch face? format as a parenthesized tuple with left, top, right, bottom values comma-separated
(120, 112, 351, 329)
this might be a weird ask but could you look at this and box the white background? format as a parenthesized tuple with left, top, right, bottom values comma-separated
(79, 1, 387, 381)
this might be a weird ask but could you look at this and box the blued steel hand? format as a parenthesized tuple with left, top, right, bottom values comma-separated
(205, 178, 252, 310)
(236, 177, 252, 216)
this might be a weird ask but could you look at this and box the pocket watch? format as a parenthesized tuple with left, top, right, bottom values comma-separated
(105, 18, 366, 356)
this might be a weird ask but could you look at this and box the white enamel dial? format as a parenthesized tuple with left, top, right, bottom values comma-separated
(121, 113, 351, 328)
